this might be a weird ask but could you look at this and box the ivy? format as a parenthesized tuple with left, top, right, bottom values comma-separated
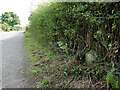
(27, 2, 120, 88)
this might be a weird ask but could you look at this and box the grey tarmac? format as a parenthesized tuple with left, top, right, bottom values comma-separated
(0, 31, 34, 88)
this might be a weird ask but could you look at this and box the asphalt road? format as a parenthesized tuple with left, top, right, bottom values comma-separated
(0, 31, 32, 88)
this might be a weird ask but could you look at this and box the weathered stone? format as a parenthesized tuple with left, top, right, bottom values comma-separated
(85, 50, 97, 65)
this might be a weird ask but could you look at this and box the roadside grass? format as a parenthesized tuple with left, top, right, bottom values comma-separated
(24, 31, 113, 88)
(36, 80, 51, 88)
(24, 31, 69, 87)
(24, 32, 44, 75)
(24, 32, 83, 88)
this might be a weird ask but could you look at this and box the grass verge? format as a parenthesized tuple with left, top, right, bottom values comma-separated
(24, 31, 120, 88)
(24, 31, 73, 88)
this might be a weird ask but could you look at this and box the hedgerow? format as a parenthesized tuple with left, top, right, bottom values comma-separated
(27, 2, 120, 88)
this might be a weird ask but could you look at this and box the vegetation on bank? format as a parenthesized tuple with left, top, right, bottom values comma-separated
(25, 2, 120, 88)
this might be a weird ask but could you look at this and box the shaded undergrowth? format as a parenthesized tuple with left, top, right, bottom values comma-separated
(24, 32, 120, 89)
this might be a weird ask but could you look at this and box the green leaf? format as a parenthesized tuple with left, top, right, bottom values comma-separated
(108, 43, 112, 47)
(71, 69, 74, 72)
(114, 50, 118, 53)
(97, 30, 102, 34)
(57, 68, 61, 71)
(78, 86, 82, 88)
(118, 55, 120, 58)
(114, 81, 119, 88)
(94, 34, 97, 38)
(106, 73, 114, 83)
(112, 24, 116, 29)
(111, 68, 117, 73)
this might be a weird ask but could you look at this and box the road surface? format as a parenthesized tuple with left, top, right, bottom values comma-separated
(0, 31, 33, 88)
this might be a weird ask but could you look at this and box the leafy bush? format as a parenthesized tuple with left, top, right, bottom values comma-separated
(27, 2, 120, 88)
(1, 12, 20, 27)
(2, 22, 10, 31)
(28, 2, 120, 57)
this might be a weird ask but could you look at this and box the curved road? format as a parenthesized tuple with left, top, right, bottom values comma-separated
(0, 31, 32, 88)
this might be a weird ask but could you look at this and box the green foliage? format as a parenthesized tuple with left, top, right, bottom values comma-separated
(29, 69, 38, 76)
(106, 73, 119, 88)
(27, 2, 120, 88)
(1, 12, 20, 27)
(26, 24, 30, 31)
(106, 67, 120, 88)
(2, 22, 10, 31)
(37, 80, 50, 88)
(28, 2, 119, 57)
(25, 32, 33, 38)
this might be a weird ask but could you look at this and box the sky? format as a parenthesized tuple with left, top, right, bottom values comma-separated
(0, 0, 49, 27)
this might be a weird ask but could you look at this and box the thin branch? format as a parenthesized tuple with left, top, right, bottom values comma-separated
(78, 34, 87, 46)
(67, 75, 76, 85)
